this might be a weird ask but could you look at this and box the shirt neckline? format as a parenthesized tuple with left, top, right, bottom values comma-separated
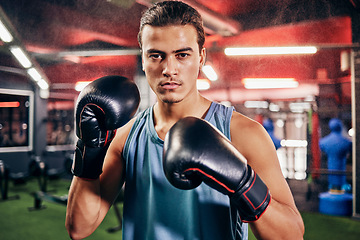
(148, 102, 217, 144)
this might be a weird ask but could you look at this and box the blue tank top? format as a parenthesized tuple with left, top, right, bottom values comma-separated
(122, 102, 248, 240)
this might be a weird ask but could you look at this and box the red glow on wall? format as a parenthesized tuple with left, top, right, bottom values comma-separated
(210, 16, 352, 47)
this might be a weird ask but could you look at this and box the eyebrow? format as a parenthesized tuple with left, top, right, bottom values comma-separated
(174, 47, 194, 53)
(146, 47, 194, 55)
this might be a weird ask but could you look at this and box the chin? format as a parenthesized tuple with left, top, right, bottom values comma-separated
(162, 98, 182, 104)
(159, 95, 183, 104)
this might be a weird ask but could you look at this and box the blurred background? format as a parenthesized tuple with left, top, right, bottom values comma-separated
(0, 0, 360, 239)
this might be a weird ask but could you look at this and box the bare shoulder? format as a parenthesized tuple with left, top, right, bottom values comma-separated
(230, 111, 264, 133)
(230, 111, 273, 158)
(230, 111, 283, 178)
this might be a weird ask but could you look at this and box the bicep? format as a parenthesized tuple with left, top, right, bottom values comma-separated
(230, 115, 296, 208)
(99, 120, 134, 206)
(101, 143, 124, 202)
(250, 145, 295, 208)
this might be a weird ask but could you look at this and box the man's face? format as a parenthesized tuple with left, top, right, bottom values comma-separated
(141, 24, 205, 104)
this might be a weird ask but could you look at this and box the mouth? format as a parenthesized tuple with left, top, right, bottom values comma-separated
(160, 81, 181, 90)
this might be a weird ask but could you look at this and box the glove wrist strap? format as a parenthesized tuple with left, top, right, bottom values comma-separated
(230, 167, 271, 222)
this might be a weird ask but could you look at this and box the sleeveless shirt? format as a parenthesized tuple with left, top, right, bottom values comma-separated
(122, 102, 248, 240)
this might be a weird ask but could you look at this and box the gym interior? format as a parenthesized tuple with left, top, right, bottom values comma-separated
(1, 0, 360, 239)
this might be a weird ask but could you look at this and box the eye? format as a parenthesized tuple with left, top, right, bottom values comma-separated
(176, 52, 189, 59)
(148, 53, 163, 60)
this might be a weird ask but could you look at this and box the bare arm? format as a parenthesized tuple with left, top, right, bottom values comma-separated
(66, 177, 104, 240)
(65, 119, 134, 239)
(230, 112, 304, 239)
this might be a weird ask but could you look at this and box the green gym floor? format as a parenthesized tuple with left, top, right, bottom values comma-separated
(1, 178, 360, 240)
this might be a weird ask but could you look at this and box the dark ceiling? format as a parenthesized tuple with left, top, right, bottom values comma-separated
(0, 0, 359, 102)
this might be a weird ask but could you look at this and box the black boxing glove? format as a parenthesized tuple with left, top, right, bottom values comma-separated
(163, 117, 271, 222)
(73, 75, 140, 179)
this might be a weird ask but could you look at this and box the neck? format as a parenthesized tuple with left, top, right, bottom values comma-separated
(152, 94, 211, 140)
(156, 94, 210, 120)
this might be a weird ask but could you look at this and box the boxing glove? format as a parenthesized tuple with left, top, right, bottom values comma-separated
(73, 75, 140, 179)
(163, 117, 271, 222)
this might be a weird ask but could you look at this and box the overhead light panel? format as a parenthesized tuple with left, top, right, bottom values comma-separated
(196, 78, 211, 90)
(202, 65, 218, 81)
(9, 46, 32, 68)
(289, 102, 311, 113)
(0, 20, 13, 43)
(75, 81, 92, 92)
(37, 79, 49, 90)
(1, 13, 49, 96)
(27, 67, 49, 90)
(225, 46, 317, 56)
(27, 68, 42, 82)
(244, 101, 269, 109)
(242, 78, 299, 89)
(269, 103, 280, 112)
(280, 139, 308, 148)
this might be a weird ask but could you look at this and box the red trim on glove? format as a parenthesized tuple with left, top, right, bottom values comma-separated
(184, 168, 235, 193)
(242, 196, 272, 223)
(243, 174, 270, 210)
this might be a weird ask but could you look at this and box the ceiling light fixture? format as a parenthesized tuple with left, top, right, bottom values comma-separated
(9, 46, 32, 68)
(27, 68, 42, 82)
(269, 103, 280, 112)
(280, 139, 308, 148)
(1, 12, 49, 97)
(289, 102, 311, 113)
(27, 67, 49, 90)
(224, 46, 317, 56)
(242, 78, 299, 89)
(244, 101, 269, 109)
(75, 81, 92, 92)
(0, 20, 13, 43)
(37, 79, 49, 90)
(196, 78, 211, 90)
(202, 65, 218, 81)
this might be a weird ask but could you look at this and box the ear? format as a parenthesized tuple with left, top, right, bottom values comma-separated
(199, 48, 206, 69)
(141, 58, 145, 72)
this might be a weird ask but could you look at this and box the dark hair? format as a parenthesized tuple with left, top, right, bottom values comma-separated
(138, 1, 205, 52)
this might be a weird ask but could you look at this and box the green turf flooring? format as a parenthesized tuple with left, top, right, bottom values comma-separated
(1, 177, 360, 239)
(0, 177, 121, 240)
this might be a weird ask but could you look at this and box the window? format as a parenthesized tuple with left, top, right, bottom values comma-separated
(0, 89, 33, 152)
(46, 99, 75, 149)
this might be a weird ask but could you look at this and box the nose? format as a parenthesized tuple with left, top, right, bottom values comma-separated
(162, 56, 178, 77)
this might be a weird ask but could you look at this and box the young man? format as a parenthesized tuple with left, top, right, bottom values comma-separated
(65, 1, 304, 239)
